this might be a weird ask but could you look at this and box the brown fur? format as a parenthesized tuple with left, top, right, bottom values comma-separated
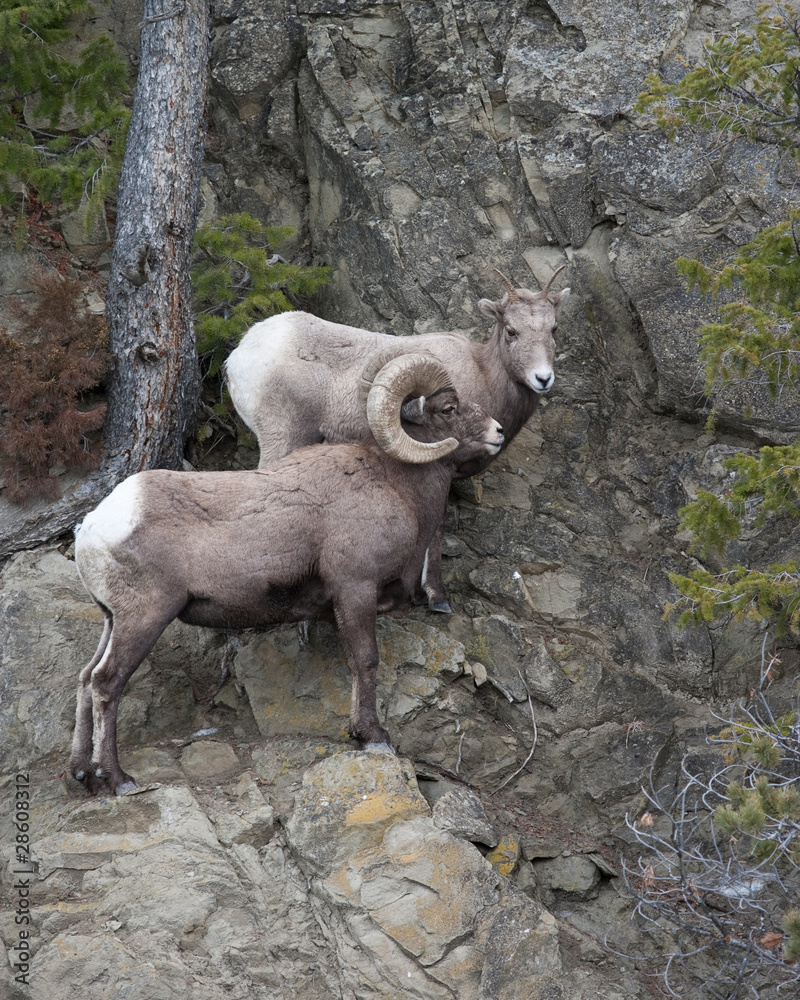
(225, 280, 569, 608)
(70, 391, 503, 794)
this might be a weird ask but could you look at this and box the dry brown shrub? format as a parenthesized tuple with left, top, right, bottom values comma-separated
(0, 271, 110, 503)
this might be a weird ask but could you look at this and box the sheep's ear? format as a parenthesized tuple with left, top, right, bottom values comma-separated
(478, 297, 502, 320)
(551, 288, 570, 310)
(401, 395, 427, 425)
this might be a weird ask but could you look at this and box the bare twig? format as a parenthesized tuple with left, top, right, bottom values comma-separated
(455, 722, 465, 776)
(615, 672, 800, 998)
(492, 670, 537, 793)
(198, 400, 238, 439)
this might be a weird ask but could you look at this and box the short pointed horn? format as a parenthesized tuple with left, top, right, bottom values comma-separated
(361, 354, 459, 464)
(541, 264, 567, 298)
(493, 268, 520, 303)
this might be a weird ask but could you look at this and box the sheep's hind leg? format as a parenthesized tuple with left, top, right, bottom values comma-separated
(85, 612, 173, 795)
(334, 589, 392, 748)
(69, 616, 112, 785)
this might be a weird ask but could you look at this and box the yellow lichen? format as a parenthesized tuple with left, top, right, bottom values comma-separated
(486, 835, 520, 877)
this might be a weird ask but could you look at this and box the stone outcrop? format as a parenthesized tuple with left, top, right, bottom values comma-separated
(287, 752, 560, 999)
(2, 544, 651, 997)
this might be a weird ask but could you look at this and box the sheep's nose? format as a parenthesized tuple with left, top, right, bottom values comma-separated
(533, 372, 554, 392)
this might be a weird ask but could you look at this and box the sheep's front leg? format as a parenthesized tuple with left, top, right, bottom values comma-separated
(334, 589, 392, 747)
(420, 522, 453, 614)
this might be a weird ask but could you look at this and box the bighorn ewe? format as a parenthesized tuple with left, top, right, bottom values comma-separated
(71, 355, 504, 795)
(225, 268, 569, 612)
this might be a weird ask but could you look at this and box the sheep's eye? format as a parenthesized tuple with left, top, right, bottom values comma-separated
(552, 323, 558, 333)
(506, 327, 518, 338)
(441, 404, 456, 415)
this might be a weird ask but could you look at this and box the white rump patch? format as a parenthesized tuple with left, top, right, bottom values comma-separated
(79, 474, 142, 546)
(76, 475, 143, 603)
(225, 315, 298, 431)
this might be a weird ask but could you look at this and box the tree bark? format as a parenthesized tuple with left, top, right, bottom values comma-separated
(0, 0, 210, 560)
(105, 0, 210, 472)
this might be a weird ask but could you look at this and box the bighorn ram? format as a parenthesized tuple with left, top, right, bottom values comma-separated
(225, 268, 569, 612)
(71, 355, 504, 795)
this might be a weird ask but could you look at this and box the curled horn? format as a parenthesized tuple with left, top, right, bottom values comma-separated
(357, 349, 400, 416)
(541, 264, 567, 298)
(493, 268, 520, 303)
(357, 347, 437, 416)
(360, 353, 459, 464)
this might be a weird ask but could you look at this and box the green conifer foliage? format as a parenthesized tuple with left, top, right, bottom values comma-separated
(636, 2, 800, 149)
(667, 444, 800, 633)
(632, 11, 800, 989)
(0, 1, 129, 223)
(713, 693, 800, 963)
(637, 1, 800, 411)
(637, 3, 800, 635)
(191, 212, 329, 378)
(784, 910, 800, 961)
(677, 212, 800, 397)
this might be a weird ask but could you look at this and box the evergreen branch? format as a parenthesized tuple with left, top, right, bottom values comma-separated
(1, 4, 128, 214)
(2, 79, 60, 104)
(0, 135, 59, 158)
(668, 564, 800, 633)
(703, 42, 791, 120)
(190, 213, 329, 414)
(20, 24, 48, 47)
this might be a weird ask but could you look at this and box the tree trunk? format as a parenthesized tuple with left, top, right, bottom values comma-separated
(105, 0, 210, 472)
(0, 0, 210, 560)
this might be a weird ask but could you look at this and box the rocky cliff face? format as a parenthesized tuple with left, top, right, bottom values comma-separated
(203, 0, 800, 811)
(2, 1, 799, 997)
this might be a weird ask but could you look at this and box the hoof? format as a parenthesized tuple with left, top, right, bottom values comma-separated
(116, 781, 160, 796)
(365, 741, 395, 754)
(70, 765, 103, 795)
(411, 594, 428, 607)
(429, 600, 454, 614)
(115, 781, 140, 796)
(77, 768, 111, 796)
